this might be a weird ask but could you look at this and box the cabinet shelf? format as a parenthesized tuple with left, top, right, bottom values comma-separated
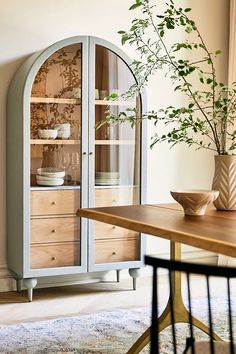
(30, 139, 80, 145)
(31, 185, 81, 191)
(30, 98, 134, 107)
(95, 140, 135, 145)
(95, 99, 135, 106)
(30, 97, 79, 104)
(30, 139, 135, 145)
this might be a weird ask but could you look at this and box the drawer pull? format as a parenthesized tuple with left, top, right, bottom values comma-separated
(112, 251, 116, 255)
(51, 201, 56, 205)
(51, 229, 56, 233)
(112, 226, 116, 229)
(51, 256, 57, 260)
(112, 200, 116, 203)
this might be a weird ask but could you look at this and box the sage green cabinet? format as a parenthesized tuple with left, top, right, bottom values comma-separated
(7, 36, 147, 301)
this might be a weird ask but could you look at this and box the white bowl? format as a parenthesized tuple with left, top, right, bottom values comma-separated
(36, 178, 64, 186)
(170, 189, 219, 216)
(96, 172, 120, 178)
(36, 175, 63, 182)
(54, 123, 70, 131)
(56, 130, 71, 139)
(37, 167, 65, 178)
(38, 129, 58, 139)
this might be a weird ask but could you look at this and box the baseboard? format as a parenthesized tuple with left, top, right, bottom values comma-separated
(0, 250, 218, 292)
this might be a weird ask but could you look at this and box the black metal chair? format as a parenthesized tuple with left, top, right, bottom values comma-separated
(145, 255, 236, 354)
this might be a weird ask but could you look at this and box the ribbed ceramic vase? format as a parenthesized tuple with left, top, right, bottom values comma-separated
(212, 155, 236, 210)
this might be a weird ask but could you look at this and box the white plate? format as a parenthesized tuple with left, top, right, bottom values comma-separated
(37, 167, 65, 178)
(96, 172, 120, 178)
(36, 178, 64, 186)
(95, 181, 119, 186)
(95, 179, 120, 183)
(36, 175, 64, 182)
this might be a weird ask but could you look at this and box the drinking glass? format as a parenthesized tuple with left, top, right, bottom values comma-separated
(62, 152, 71, 183)
(71, 152, 80, 185)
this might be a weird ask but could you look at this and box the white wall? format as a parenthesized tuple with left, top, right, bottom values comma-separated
(0, 0, 229, 290)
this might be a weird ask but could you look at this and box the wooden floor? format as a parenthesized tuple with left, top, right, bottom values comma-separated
(0, 274, 235, 325)
(0, 276, 153, 325)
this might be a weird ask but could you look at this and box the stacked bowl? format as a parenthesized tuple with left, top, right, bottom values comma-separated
(95, 171, 120, 186)
(54, 123, 71, 139)
(36, 167, 65, 186)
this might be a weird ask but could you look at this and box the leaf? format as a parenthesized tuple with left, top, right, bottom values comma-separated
(184, 8, 192, 12)
(185, 27, 192, 33)
(215, 50, 222, 55)
(129, 1, 142, 10)
(160, 30, 165, 37)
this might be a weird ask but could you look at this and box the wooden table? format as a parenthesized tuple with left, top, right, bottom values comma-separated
(77, 204, 236, 353)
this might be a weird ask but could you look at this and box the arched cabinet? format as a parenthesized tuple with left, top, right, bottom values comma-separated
(7, 36, 147, 301)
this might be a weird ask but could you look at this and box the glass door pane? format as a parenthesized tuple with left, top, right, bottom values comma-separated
(93, 44, 141, 265)
(30, 44, 82, 269)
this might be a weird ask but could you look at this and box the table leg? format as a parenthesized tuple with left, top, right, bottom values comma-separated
(126, 241, 221, 354)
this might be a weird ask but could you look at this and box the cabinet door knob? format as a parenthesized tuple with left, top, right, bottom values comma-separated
(112, 251, 116, 255)
(89, 152, 93, 155)
(82, 152, 87, 155)
(112, 226, 116, 229)
(51, 229, 56, 233)
(51, 256, 57, 260)
(51, 201, 56, 205)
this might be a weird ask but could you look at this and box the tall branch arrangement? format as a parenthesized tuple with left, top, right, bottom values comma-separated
(104, 0, 236, 155)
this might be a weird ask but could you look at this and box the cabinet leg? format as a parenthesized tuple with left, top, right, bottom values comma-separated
(16, 279, 23, 293)
(116, 269, 121, 282)
(23, 278, 37, 302)
(129, 268, 141, 290)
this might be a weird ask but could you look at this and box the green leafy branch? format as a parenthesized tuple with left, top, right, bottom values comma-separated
(106, 0, 235, 155)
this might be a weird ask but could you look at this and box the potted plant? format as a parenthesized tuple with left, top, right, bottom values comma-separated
(103, 0, 236, 210)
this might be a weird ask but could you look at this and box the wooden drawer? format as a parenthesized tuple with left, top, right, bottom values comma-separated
(30, 242, 80, 269)
(95, 237, 140, 264)
(31, 217, 80, 244)
(31, 190, 80, 216)
(94, 221, 138, 240)
(95, 187, 139, 207)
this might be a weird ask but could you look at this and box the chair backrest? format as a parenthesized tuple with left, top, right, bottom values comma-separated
(145, 255, 236, 354)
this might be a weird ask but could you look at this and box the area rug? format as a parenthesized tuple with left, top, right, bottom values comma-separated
(0, 298, 235, 354)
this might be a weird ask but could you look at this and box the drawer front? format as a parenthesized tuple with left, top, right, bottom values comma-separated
(95, 238, 140, 264)
(31, 217, 80, 244)
(95, 221, 138, 240)
(31, 242, 80, 269)
(31, 190, 80, 216)
(95, 187, 139, 207)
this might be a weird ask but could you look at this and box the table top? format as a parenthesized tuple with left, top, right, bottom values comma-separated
(77, 204, 236, 258)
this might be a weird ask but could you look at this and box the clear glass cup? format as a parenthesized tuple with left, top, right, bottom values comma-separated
(71, 152, 80, 185)
(62, 152, 71, 183)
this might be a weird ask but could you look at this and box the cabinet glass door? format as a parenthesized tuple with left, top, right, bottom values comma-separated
(30, 43, 82, 269)
(91, 44, 141, 267)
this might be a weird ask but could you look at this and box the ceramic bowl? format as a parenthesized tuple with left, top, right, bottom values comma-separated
(56, 130, 71, 139)
(36, 178, 64, 186)
(37, 167, 65, 178)
(38, 129, 58, 139)
(54, 123, 70, 131)
(170, 189, 219, 216)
